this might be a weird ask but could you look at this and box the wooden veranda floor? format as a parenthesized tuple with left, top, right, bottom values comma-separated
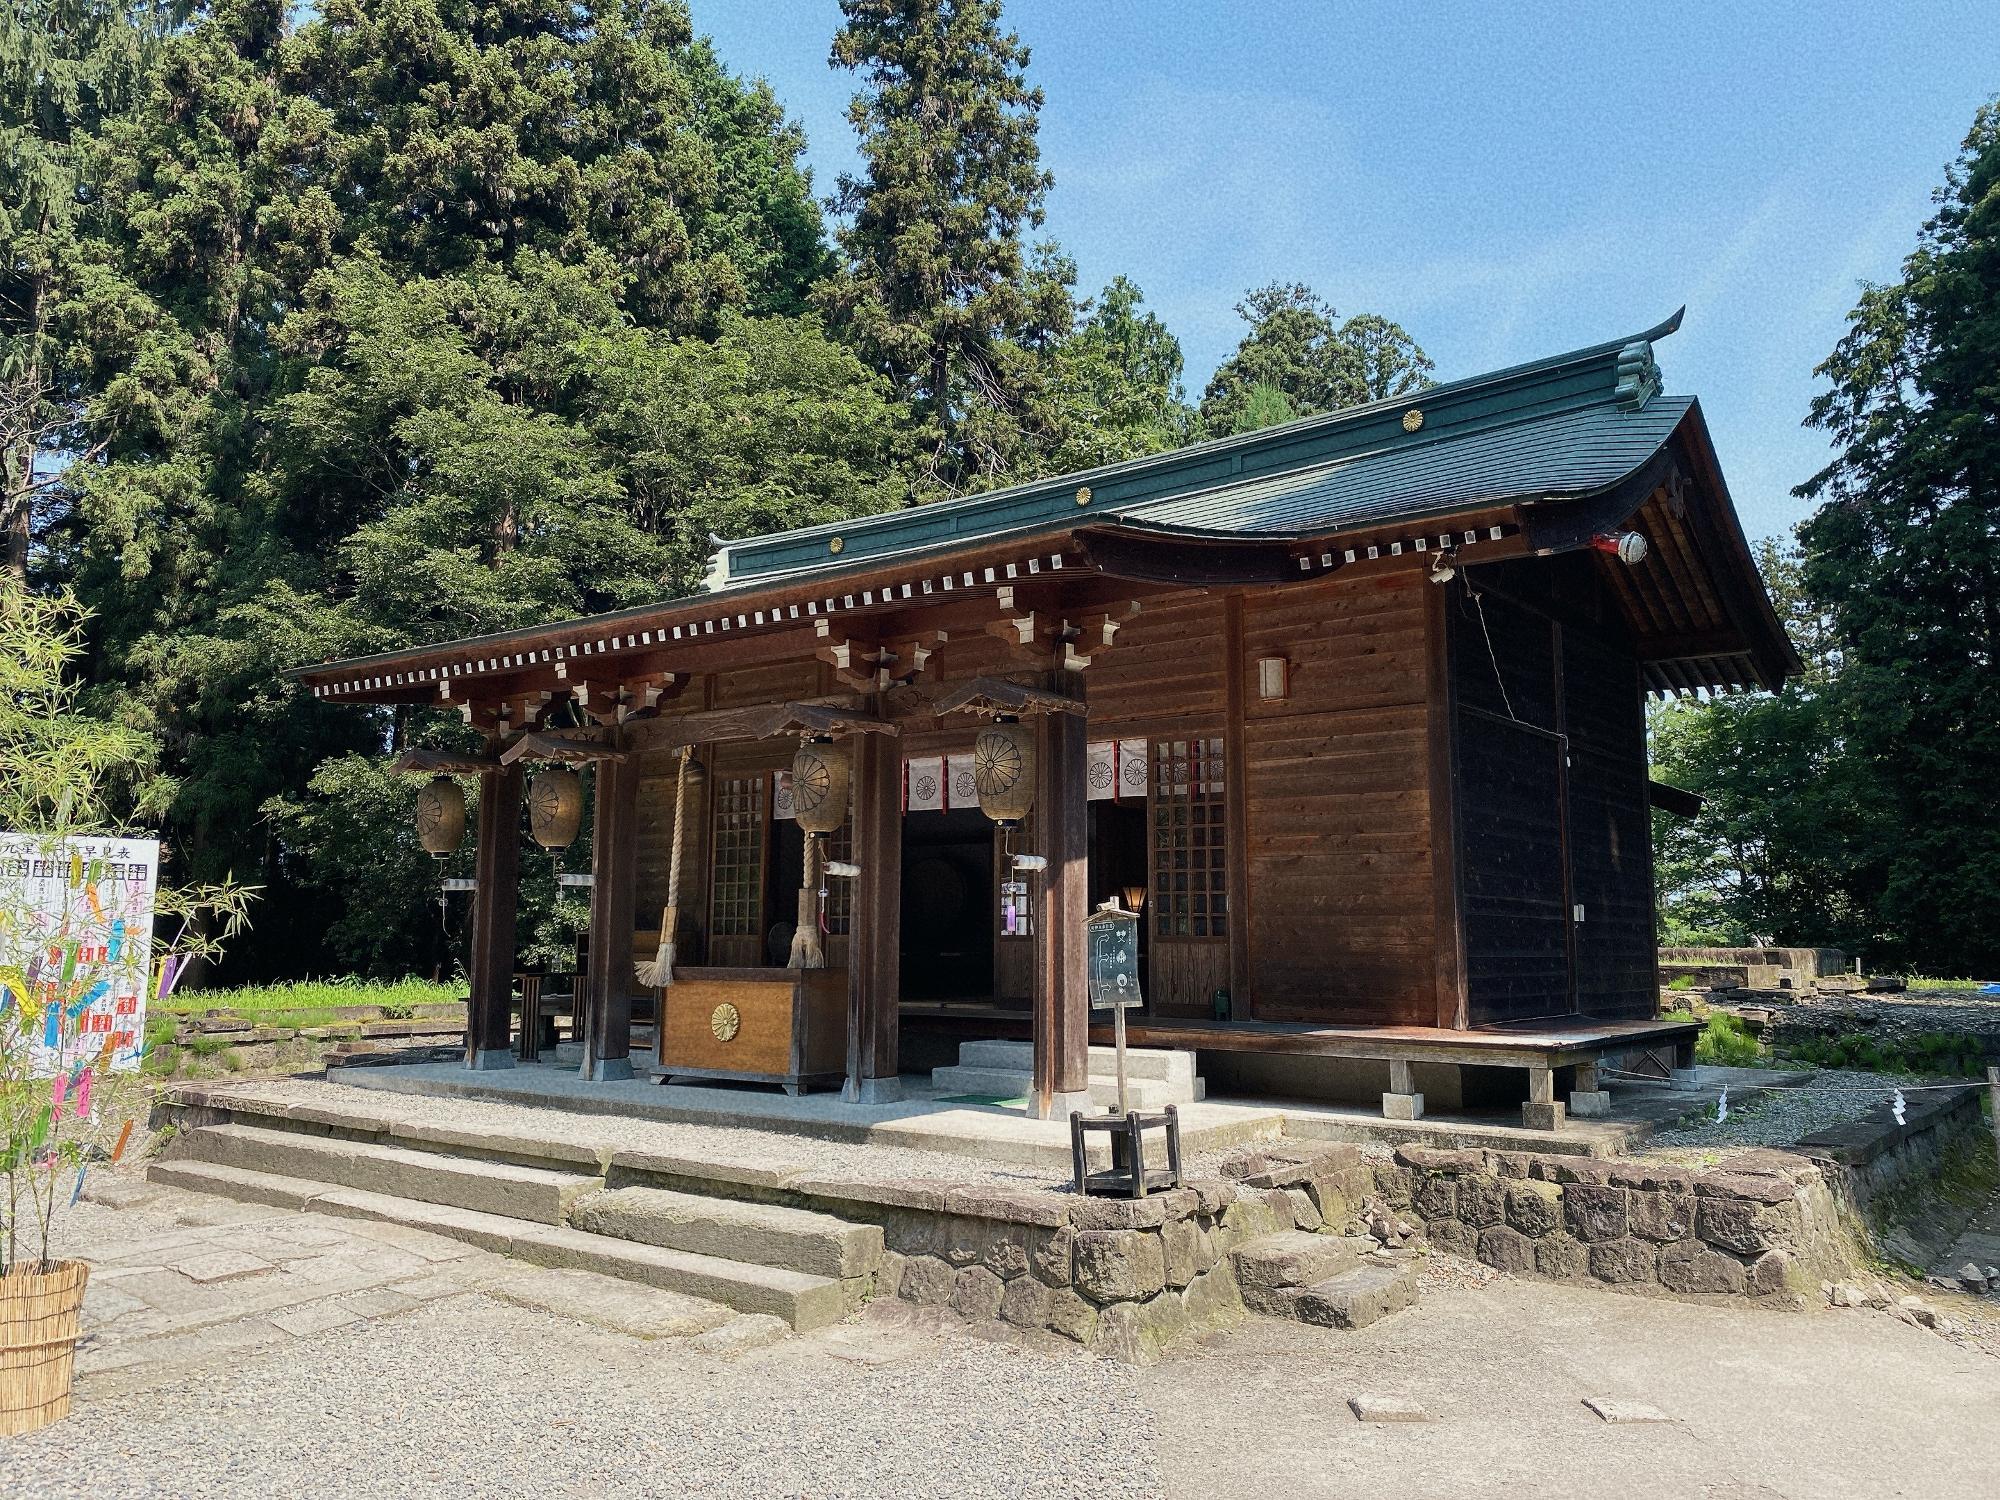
(1094, 1015, 1698, 1070)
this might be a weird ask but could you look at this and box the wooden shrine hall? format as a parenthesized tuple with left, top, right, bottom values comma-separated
(290, 309, 1796, 1127)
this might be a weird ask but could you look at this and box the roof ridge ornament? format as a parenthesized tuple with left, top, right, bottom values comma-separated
(1614, 339, 1664, 410)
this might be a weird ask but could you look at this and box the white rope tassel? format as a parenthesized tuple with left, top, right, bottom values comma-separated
(1716, 1086, 1728, 1123)
(1892, 1089, 1906, 1126)
(634, 747, 691, 989)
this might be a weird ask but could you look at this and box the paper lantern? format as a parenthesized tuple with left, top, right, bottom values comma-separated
(972, 717, 1036, 826)
(528, 768, 584, 849)
(414, 777, 466, 855)
(790, 736, 851, 837)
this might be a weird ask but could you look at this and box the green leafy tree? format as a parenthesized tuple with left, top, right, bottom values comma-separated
(1200, 282, 1432, 435)
(818, 0, 1060, 492)
(1788, 99, 2000, 976)
(1649, 540, 1869, 948)
(1034, 275, 1198, 471)
(48, 0, 905, 979)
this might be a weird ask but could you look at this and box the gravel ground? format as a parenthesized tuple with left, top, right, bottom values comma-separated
(199, 1075, 1069, 1189)
(0, 1297, 1160, 1500)
(1642, 1067, 1945, 1154)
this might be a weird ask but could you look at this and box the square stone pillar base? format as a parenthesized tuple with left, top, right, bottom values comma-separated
(1521, 1099, 1566, 1131)
(1568, 1089, 1612, 1117)
(466, 1048, 515, 1072)
(1030, 1089, 1095, 1122)
(1381, 1092, 1425, 1121)
(844, 1075, 903, 1105)
(1670, 1068, 1702, 1091)
(583, 1057, 634, 1084)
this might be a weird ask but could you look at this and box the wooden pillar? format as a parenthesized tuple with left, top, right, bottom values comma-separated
(466, 761, 522, 1070)
(1424, 579, 1469, 1030)
(580, 746, 638, 1082)
(843, 727, 902, 1103)
(1032, 701, 1091, 1120)
(1222, 594, 1253, 1017)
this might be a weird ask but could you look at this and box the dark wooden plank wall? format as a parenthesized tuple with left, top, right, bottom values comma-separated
(1240, 568, 1439, 1024)
(1451, 578, 1571, 1023)
(1562, 623, 1657, 1018)
(1450, 554, 1658, 1024)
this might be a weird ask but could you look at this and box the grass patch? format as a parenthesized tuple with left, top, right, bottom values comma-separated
(1903, 976, 1996, 991)
(162, 976, 461, 1021)
(1696, 1013, 1765, 1068)
(1666, 974, 1698, 991)
(1781, 1029, 1989, 1078)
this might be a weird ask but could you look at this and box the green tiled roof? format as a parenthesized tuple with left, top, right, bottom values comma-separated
(713, 310, 1687, 586)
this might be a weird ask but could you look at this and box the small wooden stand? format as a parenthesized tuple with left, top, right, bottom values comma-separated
(1070, 1105, 1184, 1198)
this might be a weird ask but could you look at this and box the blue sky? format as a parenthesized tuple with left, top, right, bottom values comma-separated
(693, 0, 2000, 542)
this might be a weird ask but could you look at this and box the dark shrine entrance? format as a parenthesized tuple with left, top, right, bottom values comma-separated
(899, 807, 996, 1004)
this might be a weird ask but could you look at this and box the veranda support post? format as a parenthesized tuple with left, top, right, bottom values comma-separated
(467, 760, 522, 1070)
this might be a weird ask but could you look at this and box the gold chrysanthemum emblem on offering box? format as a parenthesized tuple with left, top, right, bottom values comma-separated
(709, 1002, 741, 1042)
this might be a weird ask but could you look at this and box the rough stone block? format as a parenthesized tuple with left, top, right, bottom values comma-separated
(1564, 1184, 1629, 1243)
(1659, 1243, 1748, 1296)
(899, 1254, 955, 1307)
(1222, 1195, 1284, 1244)
(1043, 1287, 1099, 1344)
(1180, 1266, 1242, 1329)
(1285, 1189, 1324, 1233)
(1413, 1176, 1457, 1220)
(1695, 1196, 1772, 1255)
(1455, 1176, 1505, 1228)
(1187, 1179, 1236, 1217)
(940, 1215, 987, 1267)
(977, 1222, 1032, 1281)
(1696, 1171, 1797, 1205)
(1372, 1164, 1414, 1208)
(1568, 1089, 1612, 1118)
(1425, 1218, 1475, 1259)
(1747, 1249, 1792, 1296)
(1293, 1263, 1418, 1329)
(1535, 1232, 1589, 1280)
(1233, 1230, 1363, 1291)
(942, 1185, 1070, 1228)
(1162, 1218, 1200, 1288)
(1587, 1237, 1657, 1284)
(1627, 1187, 1694, 1244)
(952, 1265, 1006, 1320)
(1504, 1180, 1561, 1238)
(1089, 1301, 1152, 1364)
(999, 1274, 1053, 1330)
(1475, 1225, 1534, 1274)
(875, 1248, 906, 1300)
(1074, 1229, 1167, 1303)
(1070, 1196, 1168, 1231)
(1029, 1225, 1075, 1287)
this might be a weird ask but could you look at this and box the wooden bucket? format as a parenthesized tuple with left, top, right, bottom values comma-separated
(0, 1260, 90, 1436)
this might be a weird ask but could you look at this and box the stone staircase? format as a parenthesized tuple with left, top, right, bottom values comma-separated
(150, 1114, 882, 1331)
(1230, 1229, 1420, 1329)
(930, 1039, 1204, 1109)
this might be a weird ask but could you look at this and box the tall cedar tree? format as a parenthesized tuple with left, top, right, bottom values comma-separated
(0, 0, 172, 577)
(819, 0, 1059, 493)
(1201, 283, 1431, 435)
(57, 0, 905, 978)
(1792, 100, 2000, 975)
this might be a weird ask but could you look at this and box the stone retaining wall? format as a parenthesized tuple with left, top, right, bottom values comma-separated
(1374, 1144, 1848, 1303)
(798, 1148, 1378, 1362)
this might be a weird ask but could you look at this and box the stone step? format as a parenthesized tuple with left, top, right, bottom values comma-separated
(929, 1065, 1200, 1109)
(169, 1122, 601, 1225)
(570, 1186, 882, 1279)
(146, 1160, 858, 1330)
(1242, 1259, 1420, 1330)
(954, 1039, 1197, 1085)
(1231, 1231, 1373, 1294)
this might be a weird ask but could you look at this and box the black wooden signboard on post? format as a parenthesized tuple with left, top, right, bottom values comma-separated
(1086, 904, 1143, 1011)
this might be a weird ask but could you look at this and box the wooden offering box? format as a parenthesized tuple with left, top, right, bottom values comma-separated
(658, 967, 848, 1095)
